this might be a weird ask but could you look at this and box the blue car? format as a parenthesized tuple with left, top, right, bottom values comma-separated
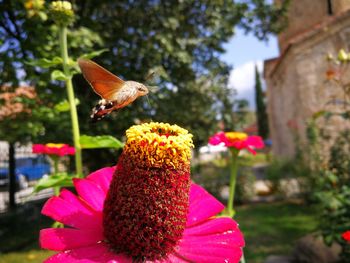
(0, 156, 51, 189)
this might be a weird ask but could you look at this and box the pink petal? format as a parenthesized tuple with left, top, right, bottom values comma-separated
(181, 220, 244, 248)
(246, 146, 257, 155)
(208, 134, 221, 145)
(229, 140, 244, 149)
(73, 178, 106, 212)
(59, 189, 96, 214)
(246, 136, 264, 149)
(176, 217, 244, 263)
(151, 254, 188, 263)
(186, 183, 224, 227)
(208, 132, 229, 146)
(42, 196, 102, 230)
(40, 228, 103, 251)
(87, 167, 114, 193)
(174, 249, 242, 263)
(44, 243, 132, 263)
(184, 217, 238, 236)
(32, 144, 45, 154)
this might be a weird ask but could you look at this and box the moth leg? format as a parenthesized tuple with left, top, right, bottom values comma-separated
(90, 100, 115, 122)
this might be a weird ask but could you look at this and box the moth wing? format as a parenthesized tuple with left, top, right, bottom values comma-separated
(91, 81, 125, 101)
(78, 58, 125, 101)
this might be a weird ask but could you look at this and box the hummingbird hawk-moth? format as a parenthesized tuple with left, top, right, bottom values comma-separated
(78, 58, 149, 121)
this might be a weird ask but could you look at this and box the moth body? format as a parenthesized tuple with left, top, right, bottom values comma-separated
(78, 59, 149, 121)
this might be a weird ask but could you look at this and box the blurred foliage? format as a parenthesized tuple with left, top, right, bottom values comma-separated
(316, 183, 350, 262)
(192, 152, 266, 203)
(306, 49, 350, 260)
(192, 161, 257, 204)
(329, 130, 350, 184)
(266, 157, 311, 197)
(254, 64, 269, 139)
(0, 0, 289, 168)
(311, 130, 350, 261)
(0, 89, 57, 143)
(236, 201, 318, 263)
(235, 166, 256, 203)
(315, 48, 350, 122)
(265, 158, 286, 193)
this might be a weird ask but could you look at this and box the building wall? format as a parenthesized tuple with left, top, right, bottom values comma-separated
(266, 51, 299, 157)
(265, 15, 350, 158)
(277, 0, 350, 52)
(333, 0, 350, 14)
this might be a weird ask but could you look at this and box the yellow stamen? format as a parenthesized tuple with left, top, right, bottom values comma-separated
(46, 143, 65, 148)
(124, 122, 194, 168)
(225, 132, 248, 141)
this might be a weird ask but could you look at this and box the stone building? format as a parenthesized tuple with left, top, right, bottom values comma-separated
(264, 0, 350, 157)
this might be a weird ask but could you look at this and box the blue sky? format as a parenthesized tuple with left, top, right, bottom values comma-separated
(220, 28, 279, 109)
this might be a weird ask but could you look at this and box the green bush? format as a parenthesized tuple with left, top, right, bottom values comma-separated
(310, 130, 350, 261)
(236, 166, 256, 203)
(316, 184, 350, 262)
(266, 157, 311, 197)
(192, 157, 256, 204)
(329, 130, 350, 185)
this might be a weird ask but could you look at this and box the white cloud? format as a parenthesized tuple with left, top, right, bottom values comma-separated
(227, 60, 264, 109)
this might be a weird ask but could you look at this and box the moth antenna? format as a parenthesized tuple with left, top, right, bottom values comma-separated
(146, 86, 159, 93)
(145, 71, 155, 82)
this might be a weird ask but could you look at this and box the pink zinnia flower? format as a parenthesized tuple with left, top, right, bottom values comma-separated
(33, 143, 75, 157)
(342, 230, 350, 242)
(209, 131, 264, 154)
(40, 122, 244, 262)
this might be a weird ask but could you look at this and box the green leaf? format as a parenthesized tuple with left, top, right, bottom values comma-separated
(79, 49, 109, 60)
(312, 110, 335, 120)
(80, 135, 124, 149)
(51, 70, 69, 81)
(26, 57, 63, 68)
(341, 111, 350, 119)
(54, 99, 80, 112)
(33, 173, 74, 193)
(323, 234, 334, 246)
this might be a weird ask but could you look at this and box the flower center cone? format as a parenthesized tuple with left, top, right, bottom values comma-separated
(103, 123, 193, 261)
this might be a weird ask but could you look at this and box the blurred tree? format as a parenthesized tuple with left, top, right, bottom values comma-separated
(254, 64, 269, 139)
(0, 86, 49, 209)
(233, 99, 252, 131)
(0, 0, 288, 153)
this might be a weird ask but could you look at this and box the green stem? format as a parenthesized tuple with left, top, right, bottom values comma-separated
(53, 156, 59, 196)
(52, 156, 63, 228)
(58, 26, 83, 177)
(227, 148, 239, 217)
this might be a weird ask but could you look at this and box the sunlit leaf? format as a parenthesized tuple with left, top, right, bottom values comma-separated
(80, 135, 124, 149)
(33, 173, 74, 193)
(26, 57, 63, 68)
(312, 110, 327, 120)
(79, 49, 109, 60)
(54, 99, 80, 112)
(51, 70, 69, 81)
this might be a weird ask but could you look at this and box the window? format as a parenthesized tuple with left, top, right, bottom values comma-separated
(327, 0, 333, 15)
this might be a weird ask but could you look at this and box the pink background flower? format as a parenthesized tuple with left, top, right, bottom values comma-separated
(32, 143, 75, 156)
(40, 167, 245, 262)
(209, 131, 264, 154)
(342, 230, 350, 242)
